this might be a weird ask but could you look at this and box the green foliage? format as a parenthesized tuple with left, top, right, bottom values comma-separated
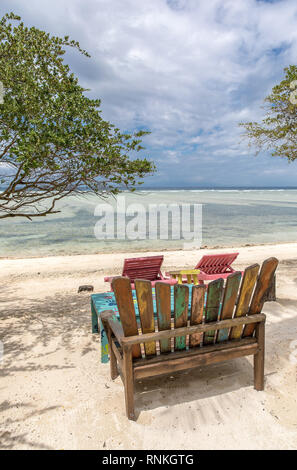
(0, 12, 154, 219)
(239, 65, 297, 162)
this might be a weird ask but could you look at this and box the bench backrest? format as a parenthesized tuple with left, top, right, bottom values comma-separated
(122, 255, 164, 282)
(195, 252, 239, 274)
(112, 257, 278, 359)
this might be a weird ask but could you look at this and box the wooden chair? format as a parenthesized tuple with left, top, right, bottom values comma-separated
(104, 255, 177, 290)
(100, 257, 278, 420)
(194, 252, 240, 283)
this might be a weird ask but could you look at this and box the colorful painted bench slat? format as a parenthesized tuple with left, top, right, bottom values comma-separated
(189, 284, 206, 347)
(243, 257, 278, 337)
(135, 279, 156, 356)
(203, 278, 224, 345)
(230, 264, 260, 340)
(100, 257, 278, 420)
(155, 282, 172, 353)
(174, 284, 189, 351)
(217, 271, 242, 342)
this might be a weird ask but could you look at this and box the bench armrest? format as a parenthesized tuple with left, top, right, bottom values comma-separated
(100, 310, 125, 345)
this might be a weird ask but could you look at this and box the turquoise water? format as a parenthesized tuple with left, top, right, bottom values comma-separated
(1, 189, 297, 258)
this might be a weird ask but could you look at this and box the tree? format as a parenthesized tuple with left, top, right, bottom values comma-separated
(239, 65, 297, 162)
(0, 13, 154, 219)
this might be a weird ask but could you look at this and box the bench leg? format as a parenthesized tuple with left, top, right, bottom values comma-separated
(123, 346, 135, 420)
(107, 330, 119, 380)
(254, 321, 265, 391)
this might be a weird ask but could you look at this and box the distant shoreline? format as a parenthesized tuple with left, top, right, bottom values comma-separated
(1, 239, 297, 261)
(2, 188, 297, 260)
(129, 186, 297, 189)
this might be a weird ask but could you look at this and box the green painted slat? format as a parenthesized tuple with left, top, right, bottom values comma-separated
(155, 282, 172, 353)
(203, 278, 224, 345)
(174, 284, 189, 350)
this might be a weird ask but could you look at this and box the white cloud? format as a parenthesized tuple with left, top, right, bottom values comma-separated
(1, 0, 297, 186)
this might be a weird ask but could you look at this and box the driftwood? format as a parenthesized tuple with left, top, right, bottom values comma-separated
(78, 285, 94, 293)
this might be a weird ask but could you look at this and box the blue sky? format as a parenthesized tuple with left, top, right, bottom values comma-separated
(1, 0, 297, 187)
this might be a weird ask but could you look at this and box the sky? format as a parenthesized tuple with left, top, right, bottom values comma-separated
(1, 0, 297, 188)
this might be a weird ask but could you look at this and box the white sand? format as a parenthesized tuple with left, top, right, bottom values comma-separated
(0, 243, 297, 449)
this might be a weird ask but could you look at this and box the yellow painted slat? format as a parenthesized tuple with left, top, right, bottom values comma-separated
(229, 264, 259, 340)
(135, 280, 156, 356)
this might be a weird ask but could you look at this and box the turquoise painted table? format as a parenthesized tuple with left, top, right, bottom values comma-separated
(91, 286, 195, 363)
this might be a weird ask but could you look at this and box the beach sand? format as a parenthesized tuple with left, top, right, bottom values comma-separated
(0, 243, 297, 450)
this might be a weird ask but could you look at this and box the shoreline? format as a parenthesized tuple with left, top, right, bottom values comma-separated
(2, 239, 297, 261)
(1, 242, 297, 282)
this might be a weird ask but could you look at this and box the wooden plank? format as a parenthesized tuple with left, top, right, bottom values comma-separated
(134, 343, 258, 380)
(107, 328, 119, 380)
(189, 285, 206, 347)
(133, 337, 257, 367)
(174, 284, 189, 350)
(106, 314, 125, 345)
(123, 345, 135, 420)
(229, 264, 259, 340)
(253, 321, 265, 390)
(243, 257, 278, 337)
(112, 277, 141, 358)
(203, 278, 224, 345)
(112, 340, 123, 366)
(123, 313, 266, 346)
(264, 274, 276, 302)
(155, 282, 172, 353)
(135, 279, 156, 356)
(217, 272, 241, 342)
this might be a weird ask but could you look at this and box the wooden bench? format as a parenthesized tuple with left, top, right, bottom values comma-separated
(100, 257, 278, 420)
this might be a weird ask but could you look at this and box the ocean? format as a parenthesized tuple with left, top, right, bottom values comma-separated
(1, 188, 297, 258)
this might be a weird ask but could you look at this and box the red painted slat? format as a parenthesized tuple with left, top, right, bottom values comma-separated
(195, 253, 239, 275)
(122, 256, 164, 282)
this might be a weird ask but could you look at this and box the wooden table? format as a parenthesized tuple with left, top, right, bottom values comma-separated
(166, 269, 201, 285)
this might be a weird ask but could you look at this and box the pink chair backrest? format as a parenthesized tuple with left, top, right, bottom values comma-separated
(195, 253, 239, 274)
(122, 255, 164, 282)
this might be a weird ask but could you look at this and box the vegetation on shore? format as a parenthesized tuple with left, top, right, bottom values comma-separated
(0, 13, 154, 220)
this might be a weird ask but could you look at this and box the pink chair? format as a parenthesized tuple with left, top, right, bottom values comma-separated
(104, 255, 177, 290)
(195, 253, 240, 283)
